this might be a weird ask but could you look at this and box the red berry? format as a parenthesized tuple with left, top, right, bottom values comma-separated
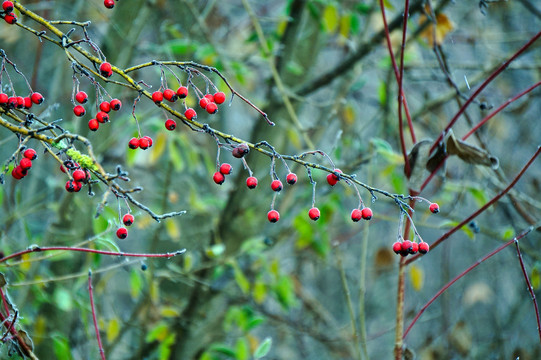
(331, 168, 342, 181)
(286, 173, 297, 185)
(72, 169, 86, 182)
(351, 209, 362, 222)
(326, 173, 338, 186)
(123, 214, 135, 226)
(96, 111, 109, 123)
(271, 179, 283, 192)
(361, 207, 373, 220)
(213, 171, 225, 185)
(165, 119, 176, 130)
(142, 136, 153, 147)
(199, 97, 210, 109)
(104, 0, 115, 9)
(206, 102, 218, 114)
(246, 176, 258, 189)
(99, 101, 111, 113)
(176, 86, 188, 99)
(267, 210, 280, 223)
(73, 105, 85, 117)
(128, 137, 139, 149)
(75, 91, 88, 104)
(11, 166, 25, 180)
(7, 97, 17, 108)
(163, 88, 177, 102)
(429, 203, 440, 214)
(401, 240, 413, 255)
(152, 91, 164, 104)
(65, 180, 80, 193)
(213, 91, 226, 105)
(219, 163, 232, 175)
(19, 158, 32, 170)
(23, 97, 32, 109)
(392, 241, 402, 254)
(2, 1, 14, 12)
(4, 12, 16, 24)
(232, 143, 249, 158)
(409, 242, 419, 255)
(110, 98, 122, 111)
(0, 93, 8, 104)
(308, 207, 320, 221)
(116, 227, 128, 239)
(418, 241, 430, 254)
(139, 137, 150, 150)
(99, 62, 112, 77)
(204, 94, 214, 102)
(30, 92, 44, 105)
(88, 119, 99, 131)
(16, 96, 24, 109)
(23, 148, 37, 160)
(184, 108, 197, 120)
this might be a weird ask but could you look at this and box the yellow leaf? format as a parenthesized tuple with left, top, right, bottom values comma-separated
(322, 4, 339, 33)
(409, 264, 424, 291)
(149, 132, 168, 165)
(33, 316, 47, 345)
(183, 252, 193, 272)
(286, 128, 302, 150)
(341, 102, 356, 126)
(160, 306, 180, 318)
(165, 219, 180, 240)
(532, 268, 541, 290)
(106, 318, 120, 343)
(253, 280, 267, 304)
(339, 13, 351, 39)
(21, 253, 31, 271)
(419, 12, 455, 46)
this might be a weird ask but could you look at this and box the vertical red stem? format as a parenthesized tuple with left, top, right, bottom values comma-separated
(88, 270, 106, 360)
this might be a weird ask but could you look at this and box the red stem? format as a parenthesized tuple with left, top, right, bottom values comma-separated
(403, 226, 533, 339)
(409, 145, 541, 264)
(88, 271, 106, 360)
(429, 30, 541, 154)
(513, 239, 541, 343)
(0, 288, 11, 317)
(0, 246, 186, 264)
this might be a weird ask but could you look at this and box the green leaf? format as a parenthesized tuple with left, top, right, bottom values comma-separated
(246, 317, 265, 331)
(210, 344, 236, 357)
(235, 337, 249, 360)
(230, 260, 250, 295)
(293, 213, 314, 249)
(468, 186, 488, 208)
(439, 220, 475, 239)
(164, 39, 197, 55)
(285, 60, 304, 76)
(159, 333, 176, 360)
(501, 226, 515, 240)
(54, 288, 73, 311)
(254, 337, 272, 359)
(130, 269, 143, 300)
(53, 334, 73, 360)
(273, 275, 296, 309)
(145, 322, 169, 343)
(169, 139, 185, 171)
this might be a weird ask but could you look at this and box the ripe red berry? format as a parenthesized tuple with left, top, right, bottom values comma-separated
(2, 1, 14, 12)
(219, 163, 232, 175)
(206, 102, 218, 114)
(88, 119, 99, 131)
(65, 180, 81, 193)
(213, 171, 225, 185)
(246, 176, 258, 189)
(361, 207, 373, 220)
(23, 148, 37, 160)
(401, 240, 413, 255)
(418, 241, 430, 254)
(184, 108, 197, 120)
(267, 210, 280, 223)
(165, 119, 176, 130)
(429, 203, 440, 214)
(351, 209, 362, 222)
(72, 169, 86, 182)
(4, 12, 16, 24)
(152, 91, 164, 104)
(73, 105, 86, 117)
(75, 91, 88, 104)
(139, 137, 150, 150)
(104, 0, 115, 9)
(110, 98, 122, 111)
(199, 97, 210, 109)
(30, 92, 44, 105)
(286, 173, 297, 185)
(19, 158, 32, 170)
(11, 165, 25, 180)
(331, 168, 342, 181)
(232, 143, 249, 158)
(213, 91, 226, 105)
(23, 97, 32, 109)
(142, 136, 153, 147)
(16, 96, 24, 108)
(176, 86, 188, 99)
(392, 241, 402, 254)
(0, 93, 8, 104)
(308, 207, 320, 221)
(99, 62, 113, 77)
(271, 179, 283, 192)
(128, 137, 140, 149)
(116, 227, 128, 239)
(163, 88, 177, 102)
(409, 242, 419, 255)
(96, 111, 109, 123)
(99, 101, 111, 113)
(123, 214, 135, 226)
(204, 94, 214, 102)
(7, 97, 17, 108)
(326, 173, 338, 186)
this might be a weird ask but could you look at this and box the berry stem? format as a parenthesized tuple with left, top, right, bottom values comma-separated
(88, 270, 107, 360)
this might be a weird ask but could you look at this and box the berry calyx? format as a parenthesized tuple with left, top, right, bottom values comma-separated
(152, 91, 164, 104)
(75, 91, 88, 104)
(418, 241, 430, 254)
(184, 108, 197, 120)
(88, 119, 99, 131)
(286, 173, 297, 185)
(361, 207, 373, 220)
(232, 143, 249, 158)
(213, 171, 225, 185)
(73, 169, 86, 182)
(123, 214, 135, 226)
(246, 176, 258, 189)
(30, 92, 44, 105)
(213, 91, 226, 105)
(326, 173, 338, 186)
(267, 210, 280, 223)
(163, 88, 177, 102)
(23, 148, 37, 160)
(206, 102, 218, 114)
(308, 207, 320, 221)
(271, 179, 283, 192)
(219, 163, 232, 175)
(104, 0, 115, 9)
(99, 62, 113, 77)
(19, 158, 32, 170)
(165, 119, 176, 130)
(351, 209, 362, 222)
(116, 227, 128, 239)
(392, 241, 402, 254)
(128, 137, 140, 149)
(2, 1, 14, 12)
(73, 105, 86, 117)
(96, 111, 109, 123)
(429, 203, 440, 214)
(110, 98, 122, 111)
(176, 86, 188, 99)
(99, 101, 111, 113)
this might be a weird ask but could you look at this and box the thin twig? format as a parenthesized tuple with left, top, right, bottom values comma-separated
(88, 270, 106, 360)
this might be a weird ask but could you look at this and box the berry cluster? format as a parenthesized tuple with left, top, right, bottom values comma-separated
(61, 160, 92, 193)
(71, 90, 122, 132)
(1, 1, 16, 24)
(213, 163, 233, 185)
(128, 136, 154, 150)
(11, 148, 38, 180)
(0, 92, 44, 110)
(116, 213, 135, 239)
(392, 240, 430, 256)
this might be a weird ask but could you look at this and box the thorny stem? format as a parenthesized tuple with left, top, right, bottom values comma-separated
(88, 270, 106, 360)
